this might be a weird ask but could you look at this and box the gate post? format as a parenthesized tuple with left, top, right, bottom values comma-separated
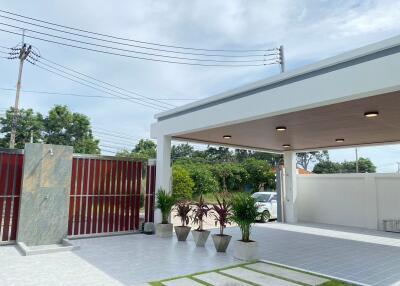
(144, 159, 156, 234)
(16, 143, 76, 255)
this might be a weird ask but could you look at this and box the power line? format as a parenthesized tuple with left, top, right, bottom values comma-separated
(0, 9, 274, 53)
(35, 59, 172, 109)
(0, 87, 198, 101)
(0, 28, 274, 67)
(0, 22, 276, 64)
(37, 56, 176, 108)
(32, 63, 167, 111)
(0, 13, 275, 58)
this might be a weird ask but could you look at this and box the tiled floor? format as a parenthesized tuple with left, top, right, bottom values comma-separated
(0, 223, 399, 286)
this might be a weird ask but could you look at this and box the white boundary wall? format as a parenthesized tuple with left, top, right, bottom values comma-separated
(297, 174, 400, 230)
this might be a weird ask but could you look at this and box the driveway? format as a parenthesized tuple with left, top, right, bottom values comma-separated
(0, 223, 399, 286)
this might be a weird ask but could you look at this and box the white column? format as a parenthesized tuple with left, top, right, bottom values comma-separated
(283, 151, 298, 223)
(154, 135, 172, 224)
(156, 135, 172, 193)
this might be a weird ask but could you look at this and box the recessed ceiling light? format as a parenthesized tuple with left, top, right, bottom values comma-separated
(335, 138, 345, 143)
(364, 111, 379, 118)
(282, 144, 291, 148)
(276, 126, 287, 131)
(223, 135, 231, 139)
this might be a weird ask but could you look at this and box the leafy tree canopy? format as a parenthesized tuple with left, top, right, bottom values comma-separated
(313, 157, 376, 174)
(0, 105, 99, 154)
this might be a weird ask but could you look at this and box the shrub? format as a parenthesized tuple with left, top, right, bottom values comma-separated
(174, 201, 192, 227)
(192, 194, 210, 231)
(156, 188, 175, 224)
(172, 165, 194, 200)
(211, 193, 232, 236)
(231, 193, 258, 242)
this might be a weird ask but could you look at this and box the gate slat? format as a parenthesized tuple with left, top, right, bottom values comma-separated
(73, 159, 83, 235)
(92, 159, 100, 234)
(134, 162, 141, 229)
(10, 154, 23, 240)
(86, 159, 95, 235)
(130, 162, 137, 230)
(98, 159, 106, 233)
(68, 158, 77, 236)
(125, 161, 132, 231)
(2, 154, 17, 241)
(103, 160, 111, 233)
(80, 159, 89, 235)
(109, 160, 116, 232)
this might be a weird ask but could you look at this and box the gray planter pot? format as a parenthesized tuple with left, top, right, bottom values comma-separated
(212, 234, 232, 252)
(174, 226, 191, 241)
(192, 230, 210, 247)
(234, 240, 258, 261)
(156, 223, 173, 238)
(143, 222, 155, 235)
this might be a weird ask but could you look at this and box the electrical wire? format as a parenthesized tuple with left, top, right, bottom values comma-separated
(35, 59, 172, 109)
(37, 57, 176, 108)
(32, 63, 167, 111)
(0, 9, 275, 53)
(0, 14, 275, 58)
(0, 22, 275, 63)
(0, 87, 198, 101)
(0, 28, 273, 67)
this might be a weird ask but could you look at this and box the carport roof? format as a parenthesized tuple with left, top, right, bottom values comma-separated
(151, 35, 400, 152)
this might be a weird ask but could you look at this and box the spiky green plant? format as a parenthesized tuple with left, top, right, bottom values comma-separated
(192, 194, 209, 231)
(156, 188, 176, 224)
(174, 201, 192, 227)
(211, 193, 232, 236)
(231, 193, 258, 242)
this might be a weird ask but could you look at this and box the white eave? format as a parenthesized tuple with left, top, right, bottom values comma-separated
(154, 35, 400, 121)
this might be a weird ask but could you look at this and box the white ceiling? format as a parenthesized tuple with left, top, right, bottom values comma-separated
(174, 91, 400, 152)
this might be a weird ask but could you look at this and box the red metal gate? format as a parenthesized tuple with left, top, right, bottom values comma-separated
(68, 155, 144, 237)
(0, 149, 23, 243)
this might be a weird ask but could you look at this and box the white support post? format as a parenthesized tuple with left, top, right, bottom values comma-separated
(154, 135, 172, 224)
(156, 135, 172, 193)
(283, 151, 298, 223)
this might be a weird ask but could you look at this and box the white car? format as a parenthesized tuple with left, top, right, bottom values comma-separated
(251, 191, 278, 222)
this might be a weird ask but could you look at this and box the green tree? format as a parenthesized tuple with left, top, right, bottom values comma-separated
(0, 108, 43, 149)
(203, 146, 233, 162)
(242, 158, 275, 191)
(340, 157, 376, 173)
(172, 165, 194, 200)
(43, 105, 99, 154)
(176, 162, 219, 195)
(212, 162, 248, 191)
(116, 139, 156, 159)
(171, 143, 194, 161)
(313, 157, 376, 174)
(297, 151, 329, 171)
(313, 160, 342, 174)
(235, 149, 281, 165)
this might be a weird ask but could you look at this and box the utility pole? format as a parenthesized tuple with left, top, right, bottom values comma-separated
(355, 147, 359, 173)
(279, 45, 285, 73)
(9, 30, 31, 149)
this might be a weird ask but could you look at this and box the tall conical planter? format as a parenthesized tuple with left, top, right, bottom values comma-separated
(212, 234, 232, 252)
(174, 226, 191, 241)
(192, 230, 210, 247)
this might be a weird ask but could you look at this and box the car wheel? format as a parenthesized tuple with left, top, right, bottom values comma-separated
(259, 210, 270, 223)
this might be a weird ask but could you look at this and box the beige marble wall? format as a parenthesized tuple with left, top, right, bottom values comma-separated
(17, 144, 73, 246)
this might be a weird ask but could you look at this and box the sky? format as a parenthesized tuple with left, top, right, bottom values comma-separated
(0, 0, 400, 172)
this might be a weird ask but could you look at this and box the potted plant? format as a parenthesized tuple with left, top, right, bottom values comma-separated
(191, 194, 210, 247)
(211, 193, 232, 252)
(174, 201, 192, 241)
(231, 193, 260, 261)
(156, 188, 176, 238)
